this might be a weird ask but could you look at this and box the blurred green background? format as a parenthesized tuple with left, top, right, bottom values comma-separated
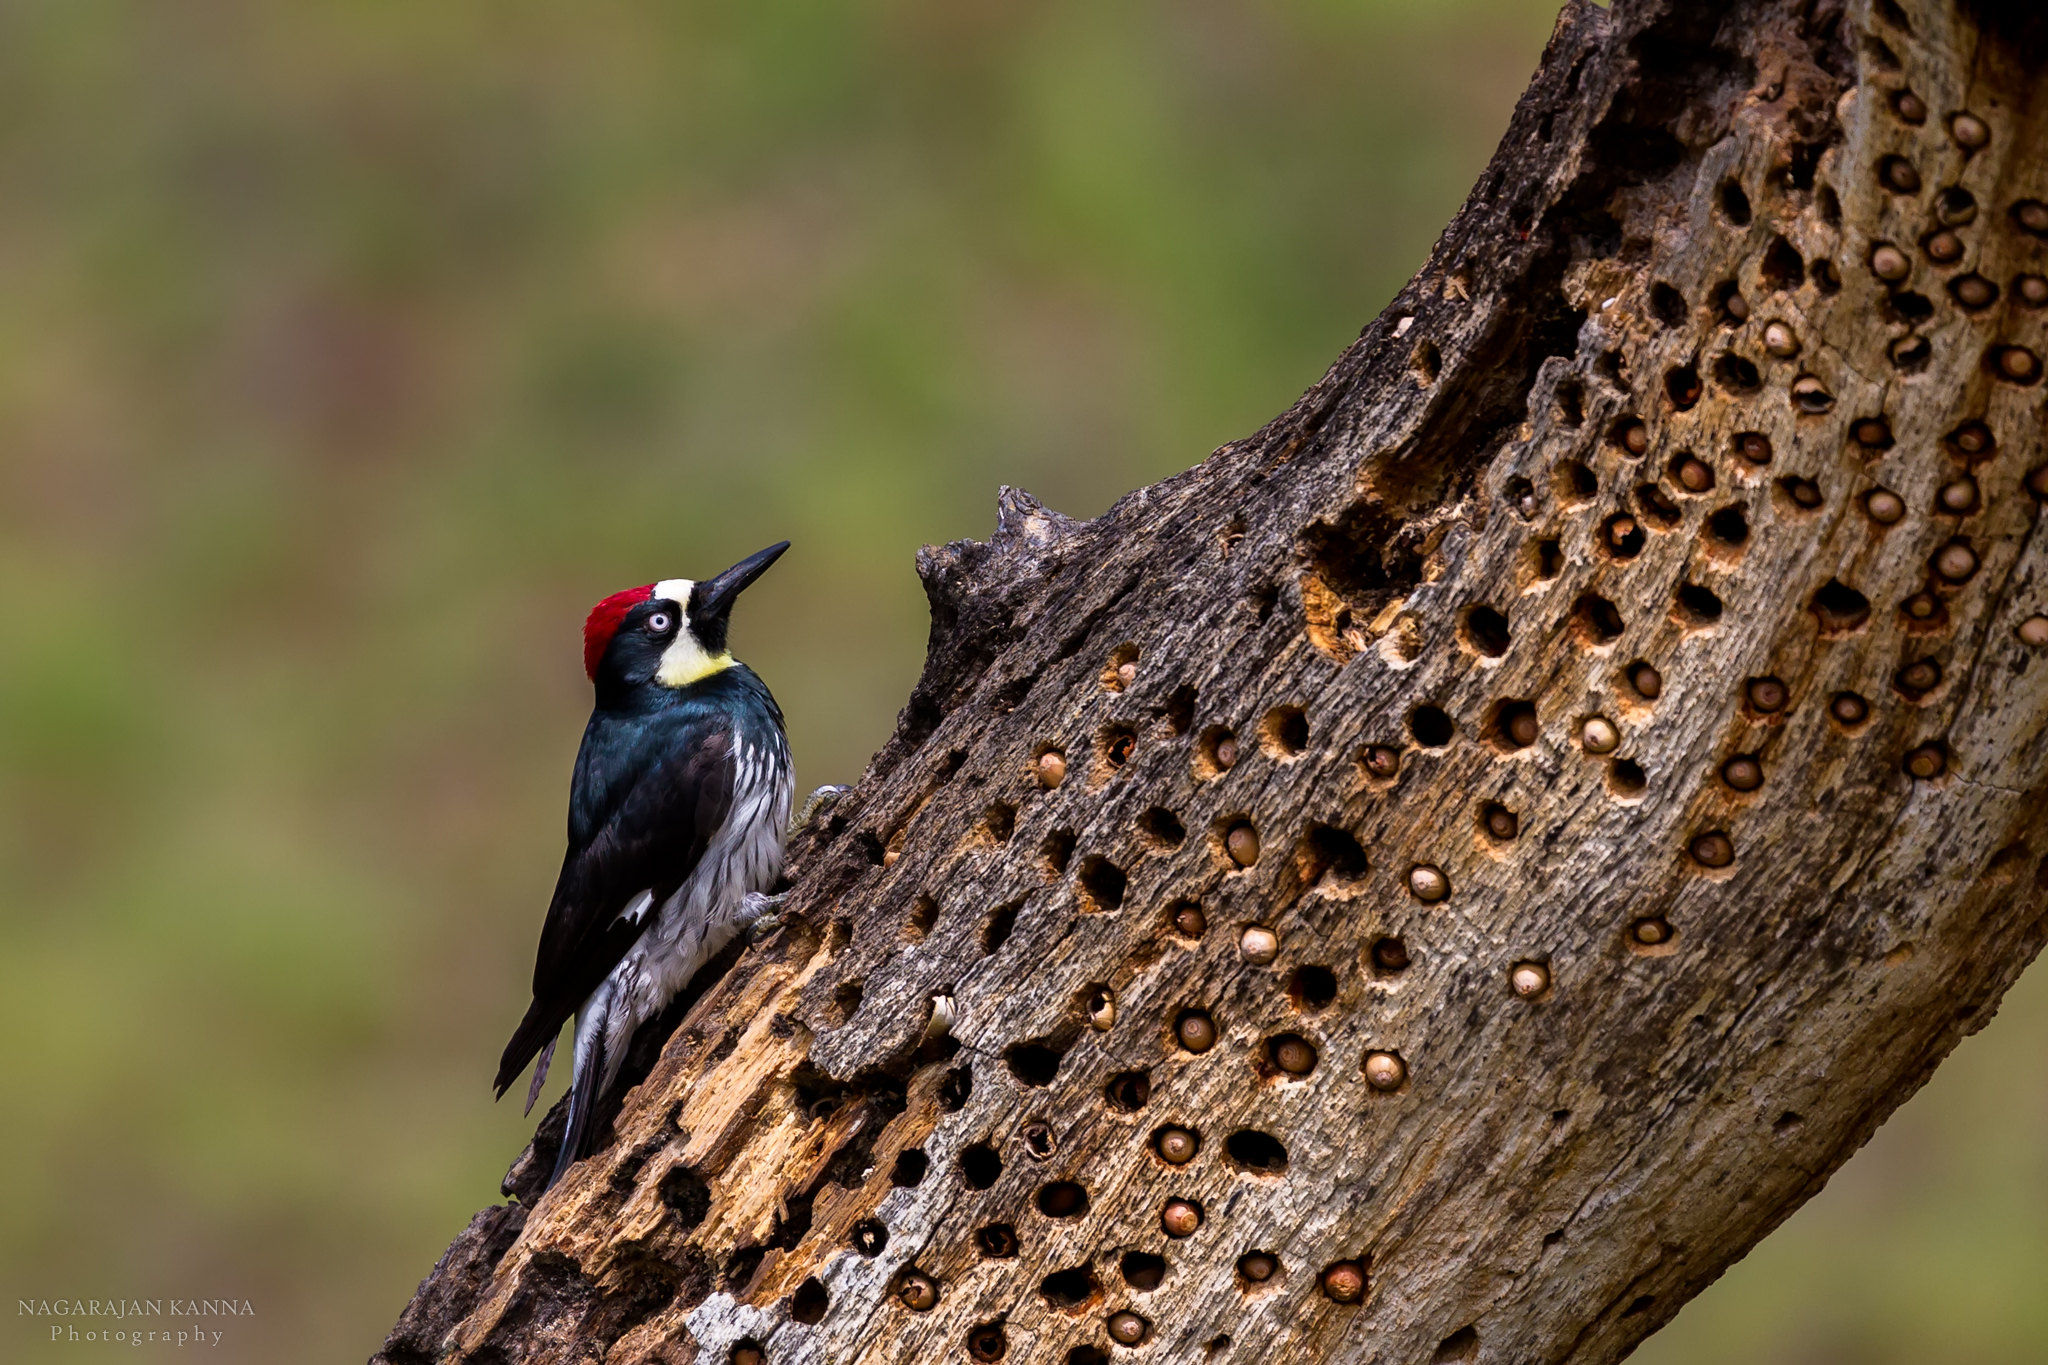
(0, 1, 2040, 1361)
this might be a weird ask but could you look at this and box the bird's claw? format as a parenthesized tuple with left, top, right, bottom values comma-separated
(792, 784, 850, 835)
(743, 890, 790, 943)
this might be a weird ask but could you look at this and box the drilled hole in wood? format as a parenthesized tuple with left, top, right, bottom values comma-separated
(1904, 741, 1949, 780)
(893, 1268, 940, 1313)
(831, 978, 865, 1026)
(1122, 1251, 1167, 1292)
(1877, 154, 1920, 194)
(1900, 591, 1949, 633)
(1701, 504, 1748, 552)
(1371, 936, 1411, 977)
(1556, 459, 1599, 506)
(1810, 578, 1871, 635)
(1777, 476, 1823, 512)
(1237, 1252, 1280, 1287)
(1259, 705, 1309, 758)
(1950, 273, 1997, 310)
(1036, 1181, 1089, 1219)
(1218, 818, 1261, 869)
(1040, 1265, 1101, 1313)
(1479, 802, 1520, 843)
(1077, 856, 1128, 912)
(1635, 482, 1681, 528)
(1225, 1129, 1288, 1173)
(1105, 1071, 1151, 1113)
(1300, 824, 1370, 888)
(1266, 1033, 1319, 1077)
(1167, 898, 1206, 940)
(1098, 724, 1136, 774)
(883, 1146, 928, 1188)
(1690, 830, 1735, 869)
(1005, 1036, 1070, 1087)
(1674, 582, 1723, 629)
(1434, 1326, 1480, 1362)
(904, 895, 940, 942)
(1289, 964, 1338, 1011)
(1935, 477, 1980, 515)
(1021, 1117, 1059, 1160)
(1629, 917, 1676, 954)
(1600, 511, 1645, 559)
(1152, 1124, 1200, 1165)
(1946, 419, 1996, 464)
(1489, 698, 1540, 750)
(1136, 806, 1186, 851)
(1102, 643, 1140, 692)
(1732, 430, 1772, 466)
(1891, 334, 1932, 371)
(983, 901, 1021, 955)
(1033, 747, 1068, 789)
(1712, 352, 1760, 395)
(790, 1276, 828, 1325)
(1459, 604, 1511, 658)
(1932, 537, 1980, 583)
(1360, 744, 1402, 783)
(975, 1223, 1018, 1259)
(1721, 754, 1764, 792)
(1647, 280, 1687, 327)
(967, 1322, 1008, 1362)
(1161, 1197, 1204, 1237)
(1195, 725, 1238, 779)
(939, 1065, 972, 1111)
(1409, 705, 1455, 748)
(1175, 1009, 1218, 1054)
(1608, 759, 1647, 795)
(1760, 234, 1805, 290)
(1067, 1347, 1109, 1365)
(1529, 536, 1564, 582)
(1608, 415, 1650, 458)
(977, 803, 1015, 845)
(1717, 177, 1752, 226)
(1571, 594, 1626, 648)
(1790, 374, 1835, 413)
(1670, 452, 1716, 494)
(1411, 339, 1441, 384)
(852, 1218, 888, 1257)
(1505, 476, 1538, 521)
(1665, 363, 1702, 410)
(1887, 291, 1933, 325)
(1891, 87, 1926, 123)
(731, 1340, 764, 1365)
(1716, 279, 1749, 323)
(2017, 273, 2048, 307)
(960, 1143, 1003, 1189)
(2017, 199, 2048, 238)
(1156, 682, 1197, 736)
(1041, 829, 1077, 880)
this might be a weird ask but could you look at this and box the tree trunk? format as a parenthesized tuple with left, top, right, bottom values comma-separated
(377, 1, 2048, 1361)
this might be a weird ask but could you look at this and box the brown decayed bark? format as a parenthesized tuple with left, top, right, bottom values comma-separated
(378, 2, 2048, 1361)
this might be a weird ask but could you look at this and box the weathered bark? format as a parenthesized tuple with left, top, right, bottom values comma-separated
(378, 1, 2048, 1361)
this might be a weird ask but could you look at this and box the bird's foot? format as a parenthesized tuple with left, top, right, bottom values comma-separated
(742, 890, 790, 943)
(791, 784, 850, 835)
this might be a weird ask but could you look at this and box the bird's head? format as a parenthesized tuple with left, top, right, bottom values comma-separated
(582, 541, 789, 693)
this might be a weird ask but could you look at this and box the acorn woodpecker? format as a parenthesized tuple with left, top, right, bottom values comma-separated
(494, 542, 796, 1189)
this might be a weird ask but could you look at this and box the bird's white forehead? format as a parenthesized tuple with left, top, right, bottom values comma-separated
(653, 578, 695, 608)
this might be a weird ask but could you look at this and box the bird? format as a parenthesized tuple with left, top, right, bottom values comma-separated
(494, 542, 796, 1190)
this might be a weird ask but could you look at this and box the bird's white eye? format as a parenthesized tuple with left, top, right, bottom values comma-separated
(647, 612, 674, 633)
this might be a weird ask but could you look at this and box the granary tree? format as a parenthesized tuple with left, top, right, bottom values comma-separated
(378, 0, 2048, 1361)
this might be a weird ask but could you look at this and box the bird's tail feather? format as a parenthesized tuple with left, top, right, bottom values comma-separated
(523, 1035, 558, 1117)
(548, 1026, 606, 1191)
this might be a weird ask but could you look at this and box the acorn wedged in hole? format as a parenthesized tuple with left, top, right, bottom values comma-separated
(1176, 1010, 1217, 1053)
(1160, 1199, 1202, 1237)
(1363, 1051, 1406, 1091)
(1036, 749, 1067, 788)
(1239, 925, 1279, 964)
(1154, 1126, 1198, 1165)
(1362, 745, 1401, 780)
(897, 1272, 939, 1312)
(1107, 1311, 1147, 1346)
(1904, 743, 1948, 779)
(1407, 864, 1450, 902)
(1747, 676, 1789, 713)
(1224, 822, 1261, 867)
(1510, 962, 1550, 998)
(1321, 1261, 1367, 1303)
(1690, 831, 1735, 869)
(1238, 1252, 1278, 1283)
(1721, 755, 1764, 791)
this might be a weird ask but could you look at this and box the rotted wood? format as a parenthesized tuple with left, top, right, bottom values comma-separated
(377, 1, 2048, 1362)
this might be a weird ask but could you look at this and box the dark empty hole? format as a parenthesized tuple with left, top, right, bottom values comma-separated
(1101, 725, 1136, 769)
(1601, 511, 1645, 559)
(1609, 758, 1646, 793)
(1718, 177, 1752, 225)
(960, 1143, 1003, 1190)
(1812, 258, 1840, 293)
(1664, 363, 1701, 409)
(1713, 352, 1760, 393)
(1304, 825, 1369, 883)
(1004, 1041, 1067, 1088)
(1040, 830, 1076, 878)
(890, 1148, 929, 1188)
(1067, 1349, 1109, 1365)
(1532, 538, 1563, 579)
(1505, 475, 1537, 520)
(939, 1065, 972, 1112)
(981, 803, 1015, 843)
(790, 1276, 829, 1325)
(1139, 807, 1187, 848)
(1104, 1070, 1151, 1112)
(1774, 1111, 1805, 1134)
(1263, 705, 1309, 755)
(1491, 699, 1539, 750)
(1121, 1251, 1166, 1292)
(1886, 290, 1933, 324)
(1462, 605, 1511, 657)
(833, 978, 864, 1024)
(1040, 1265, 1099, 1310)
(1622, 1295, 1656, 1318)
(1595, 348, 1625, 384)
(1225, 1129, 1289, 1173)
(1817, 184, 1841, 224)
(976, 1223, 1018, 1259)
(1035, 1181, 1089, 1219)
(1077, 856, 1127, 911)
(967, 1322, 1007, 1362)
(1760, 235, 1804, 291)
(1649, 281, 1687, 326)
(1810, 578, 1871, 634)
(1556, 459, 1598, 503)
(1675, 583, 1723, 626)
(659, 1166, 712, 1228)
(1160, 683, 1196, 736)
(983, 902, 1020, 955)
(905, 895, 939, 940)
(1289, 965, 1338, 1011)
(1572, 594, 1626, 645)
(851, 1217, 889, 1257)
(1411, 339, 1441, 382)
(1556, 376, 1584, 426)
(1707, 504, 1750, 547)
(1410, 705, 1454, 748)
(1434, 1327, 1480, 1363)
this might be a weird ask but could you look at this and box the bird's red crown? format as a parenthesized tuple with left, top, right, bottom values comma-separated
(583, 584, 656, 681)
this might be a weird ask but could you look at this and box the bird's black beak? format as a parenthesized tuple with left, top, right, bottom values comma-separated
(694, 541, 789, 622)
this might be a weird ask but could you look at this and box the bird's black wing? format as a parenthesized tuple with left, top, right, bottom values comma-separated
(493, 706, 737, 1098)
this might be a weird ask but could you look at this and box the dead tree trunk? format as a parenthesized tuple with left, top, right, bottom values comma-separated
(379, 1, 2048, 1361)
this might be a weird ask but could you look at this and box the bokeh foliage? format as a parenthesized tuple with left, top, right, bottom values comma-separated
(0, 2, 2039, 1361)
